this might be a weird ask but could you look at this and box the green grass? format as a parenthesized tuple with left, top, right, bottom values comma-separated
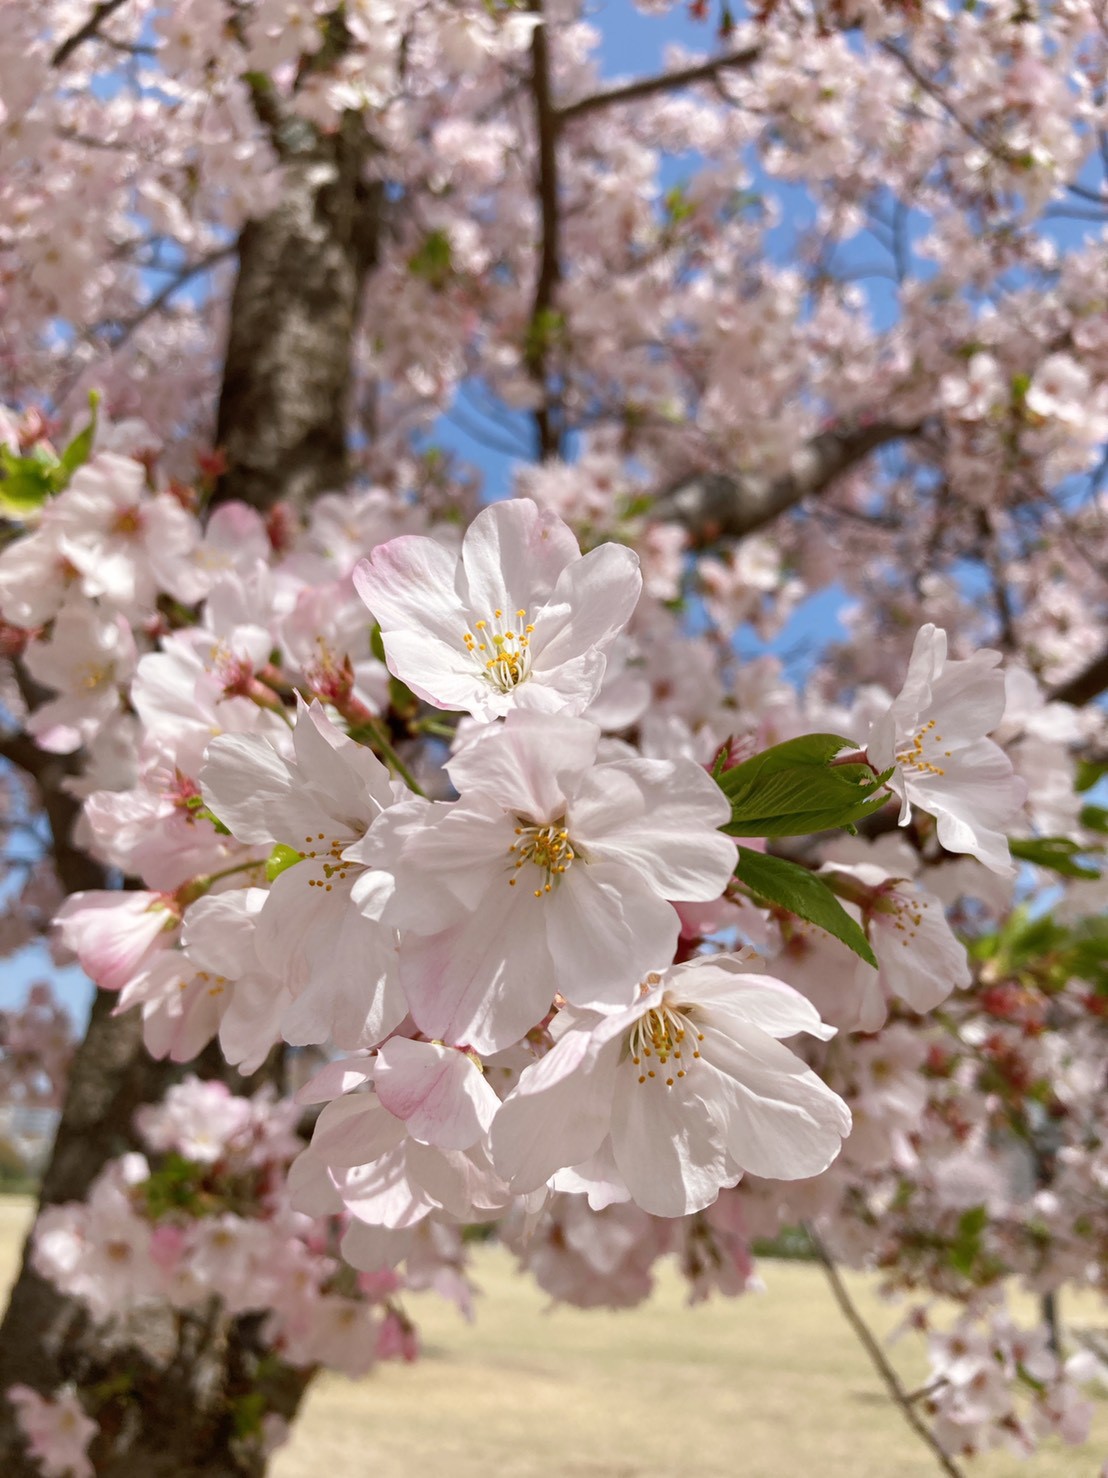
(1, 1198, 1104, 1476)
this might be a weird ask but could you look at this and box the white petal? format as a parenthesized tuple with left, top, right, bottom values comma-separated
(698, 1023, 851, 1180)
(458, 499, 579, 618)
(569, 757, 734, 900)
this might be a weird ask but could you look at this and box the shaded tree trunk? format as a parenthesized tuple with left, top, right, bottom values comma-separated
(0, 113, 381, 1477)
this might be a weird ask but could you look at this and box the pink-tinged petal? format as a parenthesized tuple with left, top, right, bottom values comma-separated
(406, 1140, 507, 1217)
(311, 1093, 407, 1168)
(256, 869, 402, 1047)
(446, 709, 600, 821)
(287, 1147, 346, 1214)
(398, 882, 556, 1053)
(340, 1219, 413, 1272)
(295, 1054, 374, 1106)
(490, 1025, 624, 1191)
(337, 1150, 439, 1229)
(543, 864, 677, 1011)
(375, 1037, 499, 1150)
(610, 1069, 734, 1217)
(534, 542, 642, 670)
(181, 889, 263, 978)
(458, 499, 579, 619)
(382, 801, 515, 929)
(353, 536, 464, 646)
(54, 890, 175, 992)
(200, 733, 319, 846)
(698, 1022, 851, 1181)
(569, 757, 735, 901)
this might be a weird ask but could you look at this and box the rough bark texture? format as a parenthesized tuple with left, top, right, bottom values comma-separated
(0, 105, 380, 1477)
(214, 110, 381, 511)
(650, 420, 922, 548)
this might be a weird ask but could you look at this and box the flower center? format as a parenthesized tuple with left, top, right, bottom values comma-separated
(895, 718, 951, 777)
(297, 832, 354, 893)
(508, 819, 576, 897)
(627, 1001, 703, 1088)
(463, 608, 535, 693)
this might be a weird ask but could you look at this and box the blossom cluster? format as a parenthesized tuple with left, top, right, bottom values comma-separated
(0, 418, 1033, 1253)
(30, 1077, 467, 1385)
(2, 410, 1100, 1466)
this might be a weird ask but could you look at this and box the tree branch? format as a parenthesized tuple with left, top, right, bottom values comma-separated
(525, 0, 564, 461)
(555, 46, 761, 127)
(650, 419, 923, 547)
(51, 0, 132, 68)
(805, 1227, 966, 1478)
(1049, 646, 1108, 707)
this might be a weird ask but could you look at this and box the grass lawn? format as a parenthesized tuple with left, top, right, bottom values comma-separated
(1, 1196, 1104, 1476)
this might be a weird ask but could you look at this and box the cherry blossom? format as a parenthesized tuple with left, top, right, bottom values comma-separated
(491, 955, 851, 1217)
(864, 624, 1027, 874)
(363, 709, 736, 1051)
(353, 498, 642, 721)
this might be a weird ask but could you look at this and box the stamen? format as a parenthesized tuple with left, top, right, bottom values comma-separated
(461, 606, 533, 693)
(627, 1002, 701, 1088)
(507, 818, 577, 895)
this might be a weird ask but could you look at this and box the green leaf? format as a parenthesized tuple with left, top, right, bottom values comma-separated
(734, 847, 877, 967)
(0, 447, 56, 518)
(1080, 803, 1108, 834)
(57, 390, 100, 484)
(408, 229, 454, 290)
(717, 733, 892, 837)
(1007, 836, 1102, 880)
(1076, 757, 1108, 793)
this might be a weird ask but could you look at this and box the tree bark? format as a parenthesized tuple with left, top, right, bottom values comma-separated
(650, 420, 922, 548)
(0, 106, 381, 1477)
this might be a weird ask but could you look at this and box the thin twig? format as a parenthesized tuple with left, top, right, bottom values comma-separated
(805, 1226, 966, 1478)
(51, 0, 131, 67)
(555, 46, 760, 127)
(103, 245, 236, 351)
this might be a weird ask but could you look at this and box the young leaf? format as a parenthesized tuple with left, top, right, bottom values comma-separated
(735, 847, 877, 967)
(1007, 836, 1102, 880)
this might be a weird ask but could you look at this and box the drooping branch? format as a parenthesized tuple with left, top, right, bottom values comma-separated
(650, 419, 924, 547)
(806, 1227, 967, 1478)
(555, 46, 761, 127)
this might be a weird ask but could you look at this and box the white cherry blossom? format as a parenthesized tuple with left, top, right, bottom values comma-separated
(353, 498, 642, 721)
(865, 624, 1026, 874)
(491, 955, 851, 1218)
(199, 699, 407, 1049)
(357, 709, 736, 1053)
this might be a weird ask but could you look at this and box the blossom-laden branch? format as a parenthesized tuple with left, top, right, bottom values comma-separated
(650, 419, 924, 547)
(806, 1227, 967, 1478)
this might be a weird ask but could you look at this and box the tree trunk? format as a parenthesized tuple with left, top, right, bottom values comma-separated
(0, 111, 380, 1476)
